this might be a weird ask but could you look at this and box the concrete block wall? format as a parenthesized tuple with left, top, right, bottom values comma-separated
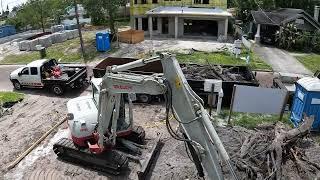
(18, 30, 78, 51)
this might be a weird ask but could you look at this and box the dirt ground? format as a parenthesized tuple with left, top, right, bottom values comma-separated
(2, 72, 320, 179)
(0, 90, 199, 180)
(0, 71, 283, 180)
(0, 94, 69, 177)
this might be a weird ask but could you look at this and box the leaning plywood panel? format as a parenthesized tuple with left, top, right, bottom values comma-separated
(119, 30, 144, 44)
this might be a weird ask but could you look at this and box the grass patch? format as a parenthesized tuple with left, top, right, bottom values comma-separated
(0, 92, 24, 104)
(1, 31, 111, 64)
(296, 54, 320, 73)
(219, 110, 291, 129)
(175, 51, 272, 71)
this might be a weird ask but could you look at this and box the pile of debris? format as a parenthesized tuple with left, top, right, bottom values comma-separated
(181, 64, 253, 82)
(218, 116, 320, 179)
(0, 104, 13, 118)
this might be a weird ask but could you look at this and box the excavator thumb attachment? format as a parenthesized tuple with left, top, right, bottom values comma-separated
(137, 135, 163, 180)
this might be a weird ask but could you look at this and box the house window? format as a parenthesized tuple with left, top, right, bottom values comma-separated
(152, 17, 158, 30)
(142, 18, 148, 31)
(134, 0, 138, 4)
(141, 0, 147, 4)
(194, 0, 208, 4)
(152, 0, 158, 3)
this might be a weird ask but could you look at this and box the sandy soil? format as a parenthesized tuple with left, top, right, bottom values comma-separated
(2, 88, 320, 180)
(0, 94, 69, 176)
(2, 99, 200, 180)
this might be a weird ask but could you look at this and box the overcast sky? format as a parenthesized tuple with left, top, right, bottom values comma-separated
(1, 0, 27, 11)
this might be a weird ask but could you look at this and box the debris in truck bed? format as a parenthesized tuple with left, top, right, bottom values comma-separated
(218, 116, 320, 179)
(181, 64, 253, 82)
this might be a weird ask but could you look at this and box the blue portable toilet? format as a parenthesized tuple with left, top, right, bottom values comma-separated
(290, 77, 320, 130)
(96, 32, 110, 52)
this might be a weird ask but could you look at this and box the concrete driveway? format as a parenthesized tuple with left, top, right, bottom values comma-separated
(254, 46, 312, 75)
(0, 65, 24, 91)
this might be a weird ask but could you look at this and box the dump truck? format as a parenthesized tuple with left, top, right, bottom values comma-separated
(93, 57, 259, 106)
(9, 59, 87, 95)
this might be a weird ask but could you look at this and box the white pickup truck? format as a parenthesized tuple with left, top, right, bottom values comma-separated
(9, 59, 88, 95)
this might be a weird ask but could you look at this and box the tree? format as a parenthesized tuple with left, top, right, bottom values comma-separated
(104, 0, 126, 35)
(82, 0, 126, 34)
(274, 0, 318, 15)
(6, 0, 70, 32)
(277, 23, 298, 50)
(229, 0, 319, 22)
(81, 0, 105, 25)
(49, 0, 71, 24)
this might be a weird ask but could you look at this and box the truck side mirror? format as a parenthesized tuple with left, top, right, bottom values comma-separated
(18, 72, 22, 76)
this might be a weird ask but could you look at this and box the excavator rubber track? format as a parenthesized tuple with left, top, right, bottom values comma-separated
(53, 138, 128, 175)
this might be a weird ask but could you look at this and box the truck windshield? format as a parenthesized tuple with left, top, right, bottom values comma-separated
(92, 84, 100, 107)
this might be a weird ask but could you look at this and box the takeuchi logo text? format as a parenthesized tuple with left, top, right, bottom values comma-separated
(113, 85, 133, 90)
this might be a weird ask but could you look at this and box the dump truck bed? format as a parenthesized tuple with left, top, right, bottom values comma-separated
(93, 57, 259, 106)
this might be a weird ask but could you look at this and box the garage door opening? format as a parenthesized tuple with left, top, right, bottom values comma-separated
(184, 20, 218, 36)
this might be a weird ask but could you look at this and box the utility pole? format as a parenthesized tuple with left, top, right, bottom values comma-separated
(74, 0, 86, 62)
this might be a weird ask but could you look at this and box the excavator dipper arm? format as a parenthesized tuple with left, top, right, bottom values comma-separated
(95, 53, 236, 179)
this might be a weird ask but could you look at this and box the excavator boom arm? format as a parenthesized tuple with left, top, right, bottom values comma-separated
(97, 53, 235, 180)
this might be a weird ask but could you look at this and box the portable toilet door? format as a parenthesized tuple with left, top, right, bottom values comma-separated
(104, 33, 110, 50)
(96, 32, 104, 52)
(290, 77, 320, 130)
(290, 80, 308, 127)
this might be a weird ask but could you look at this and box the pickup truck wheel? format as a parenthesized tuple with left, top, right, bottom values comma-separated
(52, 85, 64, 96)
(12, 80, 22, 90)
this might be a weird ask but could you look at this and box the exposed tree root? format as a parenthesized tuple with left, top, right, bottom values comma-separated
(219, 116, 320, 179)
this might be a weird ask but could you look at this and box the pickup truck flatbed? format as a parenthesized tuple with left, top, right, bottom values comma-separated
(10, 59, 87, 95)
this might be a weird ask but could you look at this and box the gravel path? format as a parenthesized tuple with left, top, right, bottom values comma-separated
(254, 45, 312, 75)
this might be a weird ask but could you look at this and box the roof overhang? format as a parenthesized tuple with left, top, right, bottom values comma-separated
(251, 9, 320, 30)
(146, 6, 232, 17)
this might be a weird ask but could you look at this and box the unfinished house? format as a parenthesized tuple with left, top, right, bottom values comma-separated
(130, 0, 231, 39)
